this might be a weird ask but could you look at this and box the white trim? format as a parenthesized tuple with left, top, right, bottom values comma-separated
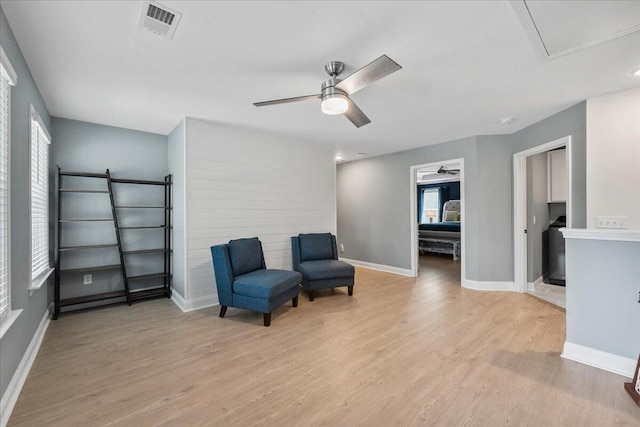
(0, 309, 22, 340)
(28, 267, 54, 296)
(409, 158, 465, 280)
(339, 257, 413, 277)
(0, 303, 52, 427)
(171, 290, 218, 312)
(510, 0, 640, 63)
(463, 279, 517, 292)
(0, 46, 17, 85)
(527, 275, 544, 292)
(0, 65, 12, 322)
(561, 228, 640, 242)
(561, 341, 636, 378)
(29, 105, 52, 145)
(513, 136, 572, 293)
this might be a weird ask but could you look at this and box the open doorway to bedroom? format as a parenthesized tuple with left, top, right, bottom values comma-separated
(409, 159, 465, 281)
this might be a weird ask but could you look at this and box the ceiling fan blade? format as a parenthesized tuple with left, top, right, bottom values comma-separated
(343, 98, 371, 128)
(253, 94, 321, 107)
(335, 55, 402, 95)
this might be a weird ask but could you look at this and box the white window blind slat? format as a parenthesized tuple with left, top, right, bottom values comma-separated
(30, 108, 50, 281)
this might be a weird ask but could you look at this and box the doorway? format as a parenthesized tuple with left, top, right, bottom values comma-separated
(513, 136, 572, 300)
(409, 159, 465, 281)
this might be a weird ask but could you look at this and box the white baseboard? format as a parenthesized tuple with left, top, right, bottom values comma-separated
(527, 275, 544, 292)
(339, 257, 413, 277)
(463, 279, 517, 292)
(171, 291, 218, 312)
(1, 303, 52, 427)
(562, 341, 636, 378)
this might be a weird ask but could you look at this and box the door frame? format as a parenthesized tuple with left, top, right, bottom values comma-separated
(409, 158, 465, 279)
(513, 135, 572, 293)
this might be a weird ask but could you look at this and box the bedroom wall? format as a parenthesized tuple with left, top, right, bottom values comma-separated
(177, 118, 336, 310)
(50, 118, 169, 305)
(417, 181, 460, 223)
(0, 5, 51, 415)
(526, 152, 549, 283)
(586, 87, 640, 230)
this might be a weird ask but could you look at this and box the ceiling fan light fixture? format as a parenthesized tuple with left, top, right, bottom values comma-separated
(321, 93, 349, 115)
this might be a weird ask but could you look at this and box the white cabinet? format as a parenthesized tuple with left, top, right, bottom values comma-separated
(547, 149, 567, 202)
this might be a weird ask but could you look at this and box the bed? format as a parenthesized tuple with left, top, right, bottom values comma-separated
(419, 200, 461, 259)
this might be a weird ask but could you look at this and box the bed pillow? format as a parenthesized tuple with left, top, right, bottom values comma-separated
(444, 211, 458, 222)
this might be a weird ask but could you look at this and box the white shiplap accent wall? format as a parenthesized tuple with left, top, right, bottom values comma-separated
(184, 118, 336, 303)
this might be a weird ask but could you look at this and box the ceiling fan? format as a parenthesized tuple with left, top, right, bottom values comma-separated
(419, 166, 460, 179)
(437, 166, 460, 175)
(253, 55, 402, 128)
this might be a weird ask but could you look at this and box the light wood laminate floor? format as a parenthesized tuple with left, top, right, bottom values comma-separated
(9, 255, 639, 426)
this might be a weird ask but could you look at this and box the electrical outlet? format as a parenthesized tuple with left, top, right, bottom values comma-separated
(340, 243, 345, 252)
(595, 216, 627, 229)
(83, 274, 92, 285)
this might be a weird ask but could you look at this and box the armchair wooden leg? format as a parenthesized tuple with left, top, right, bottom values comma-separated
(292, 296, 298, 307)
(263, 312, 271, 327)
(308, 290, 315, 302)
(219, 305, 227, 318)
(348, 286, 354, 296)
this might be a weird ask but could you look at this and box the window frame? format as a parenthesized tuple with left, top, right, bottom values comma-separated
(0, 44, 20, 336)
(28, 105, 54, 294)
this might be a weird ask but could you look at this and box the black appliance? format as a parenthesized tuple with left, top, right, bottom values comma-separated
(543, 216, 566, 286)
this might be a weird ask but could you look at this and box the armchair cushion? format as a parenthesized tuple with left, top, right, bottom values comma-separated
(228, 237, 263, 276)
(299, 233, 334, 261)
(234, 269, 303, 299)
(297, 259, 354, 281)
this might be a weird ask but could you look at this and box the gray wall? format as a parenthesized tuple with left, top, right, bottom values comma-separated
(565, 238, 640, 360)
(337, 136, 481, 276)
(511, 102, 586, 228)
(0, 6, 51, 401)
(167, 119, 185, 300)
(50, 118, 168, 304)
(337, 102, 586, 283)
(526, 152, 549, 282)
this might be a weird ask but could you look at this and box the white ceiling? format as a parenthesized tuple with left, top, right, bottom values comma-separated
(2, 1, 640, 162)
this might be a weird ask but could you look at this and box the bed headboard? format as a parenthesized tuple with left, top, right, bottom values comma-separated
(442, 200, 461, 222)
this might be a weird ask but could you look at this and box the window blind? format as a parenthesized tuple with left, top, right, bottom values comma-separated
(0, 72, 10, 319)
(30, 109, 51, 281)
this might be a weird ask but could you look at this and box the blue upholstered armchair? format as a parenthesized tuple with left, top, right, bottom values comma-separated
(291, 233, 355, 301)
(211, 237, 302, 326)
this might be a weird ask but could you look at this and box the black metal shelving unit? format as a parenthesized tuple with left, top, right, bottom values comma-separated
(54, 168, 172, 318)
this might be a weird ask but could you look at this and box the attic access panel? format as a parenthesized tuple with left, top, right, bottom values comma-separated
(512, 0, 640, 61)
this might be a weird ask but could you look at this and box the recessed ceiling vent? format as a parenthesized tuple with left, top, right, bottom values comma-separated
(138, 1, 182, 39)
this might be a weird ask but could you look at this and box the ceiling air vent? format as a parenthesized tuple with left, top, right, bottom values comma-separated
(138, 1, 182, 39)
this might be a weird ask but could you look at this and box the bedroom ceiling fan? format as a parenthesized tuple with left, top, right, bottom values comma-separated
(437, 166, 460, 175)
(253, 55, 402, 128)
(420, 166, 460, 178)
